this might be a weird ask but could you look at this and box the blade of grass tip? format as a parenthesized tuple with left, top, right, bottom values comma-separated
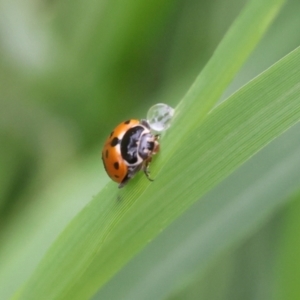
(153, 0, 286, 190)
(170, 0, 285, 147)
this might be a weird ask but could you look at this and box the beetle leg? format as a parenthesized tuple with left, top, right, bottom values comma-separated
(142, 158, 154, 182)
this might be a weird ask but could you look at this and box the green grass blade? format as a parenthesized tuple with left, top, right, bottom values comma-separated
(0, 151, 105, 300)
(16, 44, 300, 299)
(168, 0, 285, 147)
(15, 0, 291, 299)
(95, 124, 300, 300)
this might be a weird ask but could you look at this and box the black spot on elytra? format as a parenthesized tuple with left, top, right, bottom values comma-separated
(105, 150, 108, 158)
(114, 162, 119, 170)
(114, 175, 120, 178)
(124, 120, 131, 124)
(110, 137, 119, 147)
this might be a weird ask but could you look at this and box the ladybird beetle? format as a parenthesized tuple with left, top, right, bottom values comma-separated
(102, 119, 160, 188)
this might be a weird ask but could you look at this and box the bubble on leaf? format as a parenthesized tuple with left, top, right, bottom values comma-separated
(147, 103, 175, 132)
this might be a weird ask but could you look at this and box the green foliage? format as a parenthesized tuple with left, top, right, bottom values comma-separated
(1, 0, 300, 299)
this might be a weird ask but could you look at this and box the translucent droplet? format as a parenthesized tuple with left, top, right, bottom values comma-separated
(147, 103, 175, 132)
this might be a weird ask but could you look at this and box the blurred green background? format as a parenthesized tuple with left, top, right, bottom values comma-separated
(1, 0, 300, 299)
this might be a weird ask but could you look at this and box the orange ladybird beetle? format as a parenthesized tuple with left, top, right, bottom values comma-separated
(102, 119, 160, 188)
